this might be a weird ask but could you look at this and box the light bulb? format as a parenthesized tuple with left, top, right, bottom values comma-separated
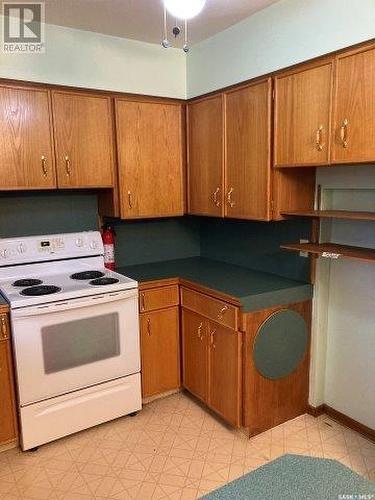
(164, 0, 206, 20)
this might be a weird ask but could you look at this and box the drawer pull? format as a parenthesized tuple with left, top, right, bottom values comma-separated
(217, 305, 228, 319)
(340, 119, 349, 148)
(213, 187, 220, 207)
(197, 322, 203, 341)
(141, 292, 146, 311)
(41, 155, 48, 177)
(227, 188, 235, 208)
(1, 316, 8, 340)
(210, 329, 216, 349)
(316, 125, 324, 151)
(65, 156, 71, 176)
(147, 318, 152, 336)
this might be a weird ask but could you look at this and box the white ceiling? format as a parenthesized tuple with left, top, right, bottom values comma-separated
(44, 0, 280, 46)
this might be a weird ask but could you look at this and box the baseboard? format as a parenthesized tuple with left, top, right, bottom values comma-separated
(142, 388, 181, 405)
(307, 404, 325, 417)
(308, 404, 375, 442)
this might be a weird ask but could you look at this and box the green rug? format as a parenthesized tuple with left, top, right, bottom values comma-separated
(203, 454, 375, 500)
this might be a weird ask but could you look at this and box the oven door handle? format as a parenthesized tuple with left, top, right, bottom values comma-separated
(11, 289, 138, 318)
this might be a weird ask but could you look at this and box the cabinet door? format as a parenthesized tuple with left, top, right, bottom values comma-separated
(52, 91, 115, 188)
(188, 95, 224, 216)
(140, 307, 180, 398)
(208, 323, 242, 427)
(116, 99, 184, 219)
(274, 61, 333, 167)
(181, 309, 208, 403)
(0, 85, 56, 189)
(0, 315, 18, 445)
(332, 44, 375, 164)
(225, 79, 272, 220)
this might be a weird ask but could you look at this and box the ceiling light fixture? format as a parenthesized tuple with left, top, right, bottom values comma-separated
(164, 0, 206, 20)
(161, 0, 206, 53)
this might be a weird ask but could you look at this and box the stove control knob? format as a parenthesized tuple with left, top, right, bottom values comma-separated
(76, 238, 84, 248)
(90, 240, 98, 250)
(17, 243, 26, 254)
(0, 249, 7, 259)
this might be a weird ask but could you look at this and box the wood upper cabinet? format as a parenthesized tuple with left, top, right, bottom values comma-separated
(274, 60, 333, 167)
(208, 322, 242, 427)
(52, 91, 115, 188)
(0, 313, 18, 446)
(225, 79, 272, 220)
(0, 85, 56, 189)
(182, 308, 208, 403)
(332, 44, 375, 164)
(140, 307, 180, 398)
(187, 95, 224, 216)
(116, 99, 184, 219)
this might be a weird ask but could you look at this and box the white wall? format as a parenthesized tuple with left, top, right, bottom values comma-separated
(311, 166, 375, 429)
(187, 0, 375, 97)
(0, 20, 186, 99)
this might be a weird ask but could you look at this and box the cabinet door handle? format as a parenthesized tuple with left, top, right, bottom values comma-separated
(213, 187, 220, 207)
(0, 316, 8, 340)
(127, 191, 133, 209)
(65, 156, 71, 176)
(147, 318, 152, 336)
(217, 305, 228, 320)
(41, 155, 48, 177)
(197, 322, 203, 341)
(340, 119, 349, 148)
(316, 125, 324, 151)
(227, 188, 235, 208)
(210, 329, 216, 349)
(140, 292, 146, 311)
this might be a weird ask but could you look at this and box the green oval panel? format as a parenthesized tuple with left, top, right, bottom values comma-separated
(253, 310, 308, 380)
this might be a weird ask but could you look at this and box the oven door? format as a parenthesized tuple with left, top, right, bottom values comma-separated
(11, 289, 140, 405)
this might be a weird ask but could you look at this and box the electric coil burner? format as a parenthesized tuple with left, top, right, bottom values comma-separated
(71, 271, 105, 280)
(90, 277, 120, 286)
(21, 285, 61, 296)
(13, 279, 43, 287)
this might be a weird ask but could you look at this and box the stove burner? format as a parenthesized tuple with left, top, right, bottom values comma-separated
(13, 279, 43, 287)
(71, 271, 105, 280)
(20, 285, 61, 296)
(90, 277, 119, 286)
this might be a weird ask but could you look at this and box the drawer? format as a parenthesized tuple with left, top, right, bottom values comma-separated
(139, 286, 179, 312)
(181, 288, 238, 330)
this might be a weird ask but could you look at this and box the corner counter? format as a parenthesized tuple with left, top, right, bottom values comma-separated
(118, 257, 313, 312)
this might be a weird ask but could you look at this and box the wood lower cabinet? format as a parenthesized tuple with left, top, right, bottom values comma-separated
(116, 99, 185, 219)
(187, 95, 224, 217)
(181, 309, 208, 403)
(0, 313, 18, 447)
(243, 301, 311, 436)
(181, 290, 242, 427)
(332, 44, 375, 164)
(274, 60, 333, 167)
(0, 85, 56, 190)
(52, 91, 115, 188)
(225, 79, 272, 220)
(208, 322, 242, 427)
(139, 284, 181, 399)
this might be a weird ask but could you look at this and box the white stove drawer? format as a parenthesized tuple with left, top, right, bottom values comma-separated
(20, 373, 142, 450)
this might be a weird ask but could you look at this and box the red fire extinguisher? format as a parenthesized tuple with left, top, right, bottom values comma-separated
(102, 224, 116, 271)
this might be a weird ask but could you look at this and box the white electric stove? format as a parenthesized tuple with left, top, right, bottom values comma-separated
(0, 231, 142, 451)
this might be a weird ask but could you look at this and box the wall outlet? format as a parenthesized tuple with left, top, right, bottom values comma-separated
(299, 239, 309, 258)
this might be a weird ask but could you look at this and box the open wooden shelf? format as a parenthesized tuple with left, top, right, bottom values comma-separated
(281, 210, 375, 221)
(281, 242, 375, 264)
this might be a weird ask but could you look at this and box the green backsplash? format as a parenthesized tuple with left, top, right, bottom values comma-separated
(107, 217, 201, 267)
(0, 191, 310, 283)
(0, 192, 99, 238)
(199, 218, 311, 282)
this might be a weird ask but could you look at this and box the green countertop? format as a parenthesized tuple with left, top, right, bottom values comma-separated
(118, 257, 313, 313)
